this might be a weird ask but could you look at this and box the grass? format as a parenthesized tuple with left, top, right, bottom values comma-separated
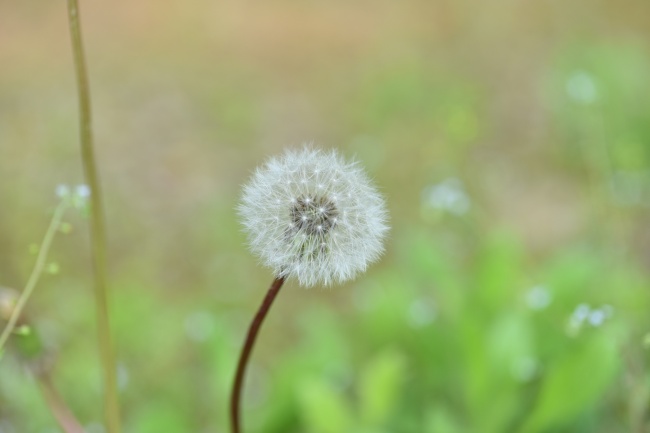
(0, 0, 649, 432)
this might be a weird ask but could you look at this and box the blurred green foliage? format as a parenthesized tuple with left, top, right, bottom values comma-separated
(1, 0, 650, 432)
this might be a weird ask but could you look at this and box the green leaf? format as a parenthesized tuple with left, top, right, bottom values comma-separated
(425, 406, 464, 433)
(487, 313, 534, 380)
(298, 377, 355, 433)
(522, 333, 619, 433)
(475, 231, 524, 312)
(359, 349, 406, 427)
(128, 401, 192, 433)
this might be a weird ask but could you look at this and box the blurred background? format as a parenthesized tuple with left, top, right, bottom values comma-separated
(1, 0, 650, 432)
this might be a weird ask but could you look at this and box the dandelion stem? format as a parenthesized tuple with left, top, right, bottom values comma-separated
(230, 276, 286, 433)
(0, 201, 68, 352)
(66, 1, 121, 432)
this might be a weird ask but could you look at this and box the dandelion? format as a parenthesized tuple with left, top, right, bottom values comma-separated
(239, 146, 388, 287)
(231, 146, 389, 433)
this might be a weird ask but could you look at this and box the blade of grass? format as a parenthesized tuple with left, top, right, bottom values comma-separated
(66, 1, 121, 432)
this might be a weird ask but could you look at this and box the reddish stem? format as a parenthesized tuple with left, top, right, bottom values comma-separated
(38, 372, 87, 433)
(230, 276, 286, 433)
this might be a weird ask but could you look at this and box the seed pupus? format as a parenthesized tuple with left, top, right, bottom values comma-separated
(290, 195, 338, 236)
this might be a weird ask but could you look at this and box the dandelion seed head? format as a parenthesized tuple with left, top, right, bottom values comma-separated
(239, 146, 389, 287)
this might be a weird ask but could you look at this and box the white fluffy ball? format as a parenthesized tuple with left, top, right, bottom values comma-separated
(239, 147, 389, 287)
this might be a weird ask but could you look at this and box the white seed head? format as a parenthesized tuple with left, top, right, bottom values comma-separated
(239, 146, 389, 287)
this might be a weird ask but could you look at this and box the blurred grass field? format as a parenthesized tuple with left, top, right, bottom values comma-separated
(1, 0, 650, 432)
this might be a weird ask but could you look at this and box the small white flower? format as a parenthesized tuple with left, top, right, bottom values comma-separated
(55, 184, 71, 198)
(525, 285, 552, 310)
(566, 70, 598, 105)
(239, 146, 389, 287)
(407, 298, 437, 328)
(71, 184, 91, 209)
(75, 184, 91, 198)
(587, 309, 606, 327)
(573, 303, 591, 322)
(421, 178, 470, 216)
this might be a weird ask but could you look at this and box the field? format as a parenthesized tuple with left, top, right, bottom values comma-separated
(1, 1, 650, 432)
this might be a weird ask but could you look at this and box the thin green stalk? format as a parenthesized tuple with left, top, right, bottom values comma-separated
(2, 290, 87, 433)
(0, 201, 68, 352)
(66, 1, 121, 433)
